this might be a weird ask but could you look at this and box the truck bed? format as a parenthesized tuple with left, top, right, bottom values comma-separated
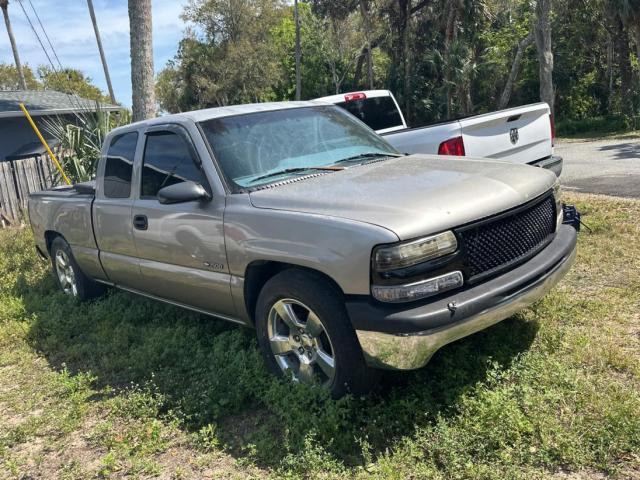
(383, 103, 553, 166)
(28, 185, 97, 262)
(316, 91, 557, 173)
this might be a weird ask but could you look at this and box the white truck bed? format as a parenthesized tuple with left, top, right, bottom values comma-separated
(316, 90, 562, 176)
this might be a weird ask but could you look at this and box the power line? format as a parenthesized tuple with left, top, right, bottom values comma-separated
(16, 0, 92, 126)
(27, 0, 63, 70)
(15, 0, 55, 70)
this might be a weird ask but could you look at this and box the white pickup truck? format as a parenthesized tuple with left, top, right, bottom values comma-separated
(316, 90, 562, 176)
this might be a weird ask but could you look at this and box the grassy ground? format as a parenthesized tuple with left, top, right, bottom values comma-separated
(1, 192, 639, 479)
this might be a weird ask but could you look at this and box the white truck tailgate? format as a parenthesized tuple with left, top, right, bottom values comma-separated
(461, 103, 552, 165)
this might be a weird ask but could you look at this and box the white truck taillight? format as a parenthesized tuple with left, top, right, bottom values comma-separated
(549, 114, 555, 147)
(437, 136, 465, 156)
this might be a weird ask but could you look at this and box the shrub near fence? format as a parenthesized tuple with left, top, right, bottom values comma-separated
(0, 155, 60, 226)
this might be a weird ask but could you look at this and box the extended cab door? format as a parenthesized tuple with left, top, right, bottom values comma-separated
(93, 130, 146, 288)
(130, 124, 235, 317)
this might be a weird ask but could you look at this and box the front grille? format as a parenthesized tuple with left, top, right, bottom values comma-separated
(456, 194, 556, 282)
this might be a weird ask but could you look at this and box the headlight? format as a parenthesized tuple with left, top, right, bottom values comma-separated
(373, 231, 458, 272)
(553, 182, 562, 229)
(372, 271, 463, 303)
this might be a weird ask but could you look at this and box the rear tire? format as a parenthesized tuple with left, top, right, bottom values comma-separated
(50, 236, 106, 301)
(255, 269, 375, 398)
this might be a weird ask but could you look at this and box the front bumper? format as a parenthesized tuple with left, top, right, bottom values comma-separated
(351, 225, 577, 370)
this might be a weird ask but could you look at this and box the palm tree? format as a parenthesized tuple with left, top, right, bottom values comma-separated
(0, 0, 27, 90)
(613, 0, 640, 63)
(128, 0, 155, 121)
(535, 0, 554, 115)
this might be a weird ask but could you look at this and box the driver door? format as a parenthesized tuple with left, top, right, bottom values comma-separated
(131, 124, 235, 317)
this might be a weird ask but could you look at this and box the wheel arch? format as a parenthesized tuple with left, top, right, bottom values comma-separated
(243, 260, 345, 325)
(44, 230, 65, 255)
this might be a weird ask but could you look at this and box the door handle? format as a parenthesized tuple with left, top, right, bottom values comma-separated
(133, 214, 148, 230)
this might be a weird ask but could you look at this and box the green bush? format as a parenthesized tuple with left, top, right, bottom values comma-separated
(555, 115, 632, 137)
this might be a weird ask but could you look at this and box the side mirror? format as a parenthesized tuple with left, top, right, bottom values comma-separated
(157, 181, 211, 204)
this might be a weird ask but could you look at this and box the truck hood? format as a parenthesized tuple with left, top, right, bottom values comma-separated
(248, 154, 557, 240)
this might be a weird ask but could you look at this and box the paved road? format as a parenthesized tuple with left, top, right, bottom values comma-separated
(556, 138, 640, 198)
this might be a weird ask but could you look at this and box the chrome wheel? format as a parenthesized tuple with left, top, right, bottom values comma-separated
(267, 298, 336, 386)
(55, 250, 77, 296)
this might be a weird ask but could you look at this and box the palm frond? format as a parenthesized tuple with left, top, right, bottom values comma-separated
(41, 105, 131, 184)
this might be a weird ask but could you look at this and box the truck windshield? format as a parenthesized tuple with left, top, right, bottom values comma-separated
(199, 105, 399, 188)
(335, 96, 404, 131)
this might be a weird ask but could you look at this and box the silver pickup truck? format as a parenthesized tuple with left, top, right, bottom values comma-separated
(28, 102, 577, 397)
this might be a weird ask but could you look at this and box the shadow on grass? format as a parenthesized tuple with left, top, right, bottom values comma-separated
(20, 272, 539, 467)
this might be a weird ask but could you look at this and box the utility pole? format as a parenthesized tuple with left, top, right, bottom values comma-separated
(87, 0, 116, 104)
(1, 0, 27, 90)
(294, 0, 301, 100)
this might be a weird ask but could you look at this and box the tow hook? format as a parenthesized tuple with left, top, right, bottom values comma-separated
(562, 203, 589, 232)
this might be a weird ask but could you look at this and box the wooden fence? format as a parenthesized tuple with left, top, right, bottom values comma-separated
(0, 155, 60, 227)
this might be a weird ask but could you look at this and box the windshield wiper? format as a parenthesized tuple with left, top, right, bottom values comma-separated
(333, 152, 401, 165)
(247, 166, 342, 184)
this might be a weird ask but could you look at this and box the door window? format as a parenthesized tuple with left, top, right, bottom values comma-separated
(104, 132, 138, 198)
(141, 130, 208, 198)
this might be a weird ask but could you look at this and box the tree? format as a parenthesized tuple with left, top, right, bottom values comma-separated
(611, 0, 640, 83)
(155, 63, 186, 113)
(157, 0, 638, 125)
(1, 63, 113, 100)
(359, 0, 374, 89)
(0, 0, 26, 90)
(0, 63, 39, 90)
(294, 0, 302, 100)
(498, 31, 534, 109)
(612, 0, 640, 61)
(398, 0, 412, 120)
(156, 0, 288, 109)
(128, 0, 155, 121)
(38, 66, 112, 103)
(384, 0, 432, 122)
(606, 6, 633, 116)
(271, 2, 338, 99)
(321, 11, 366, 93)
(534, 0, 554, 114)
(309, 0, 366, 94)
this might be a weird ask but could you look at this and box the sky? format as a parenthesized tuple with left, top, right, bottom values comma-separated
(0, 0, 188, 106)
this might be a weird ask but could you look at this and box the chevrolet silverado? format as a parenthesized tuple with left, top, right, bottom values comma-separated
(28, 102, 577, 397)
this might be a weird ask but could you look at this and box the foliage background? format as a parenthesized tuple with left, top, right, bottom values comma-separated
(156, 0, 640, 129)
(0, 63, 114, 104)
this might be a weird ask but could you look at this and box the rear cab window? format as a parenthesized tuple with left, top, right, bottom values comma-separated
(104, 132, 138, 198)
(141, 131, 208, 198)
(336, 96, 404, 131)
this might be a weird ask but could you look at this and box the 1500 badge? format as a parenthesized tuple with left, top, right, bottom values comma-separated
(203, 261, 225, 271)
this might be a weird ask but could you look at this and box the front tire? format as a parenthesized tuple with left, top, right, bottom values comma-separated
(50, 237, 106, 301)
(255, 269, 375, 398)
